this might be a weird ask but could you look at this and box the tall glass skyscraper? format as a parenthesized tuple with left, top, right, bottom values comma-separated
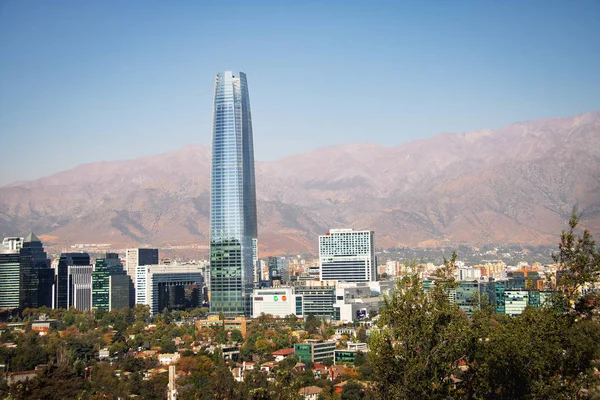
(19, 233, 53, 309)
(209, 71, 258, 316)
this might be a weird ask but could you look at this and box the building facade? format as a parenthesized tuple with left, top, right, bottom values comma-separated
(92, 254, 127, 311)
(333, 283, 381, 322)
(125, 248, 158, 287)
(294, 285, 335, 319)
(209, 71, 258, 316)
(0, 253, 21, 309)
(109, 274, 132, 311)
(56, 253, 91, 309)
(68, 265, 93, 311)
(2, 237, 23, 253)
(252, 287, 302, 318)
(19, 233, 53, 309)
(136, 264, 203, 314)
(319, 229, 376, 282)
(294, 340, 336, 363)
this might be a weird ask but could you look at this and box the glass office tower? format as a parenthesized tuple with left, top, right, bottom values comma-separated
(0, 253, 21, 309)
(209, 71, 258, 316)
(55, 252, 91, 309)
(92, 253, 126, 311)
(19, 233, 53, 309)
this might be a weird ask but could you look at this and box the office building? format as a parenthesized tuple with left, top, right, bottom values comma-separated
(453, 280, 481, 317)
(195, 315, 249, 338)
(319, 229, 376, 282)
(2, 237, 23, 253)
(125, 248, 158, 286)
(136, 264, 203, 314)
(92, 253, 127, 311)
(109, 274, 132, 311)
(209, 71, 258, 316)
(335, 348, 365, 365)
(68, 265, 93, 311)
(294, 285, 335, 319)
(19, 233, 53, 309)
(457, 267, 482, 281)
(484, 279, 506, 314)
(267, 256, 283, 284)
(265, 256, 290, 285)
(333, 283, 381, 322)
(252, 287, 303, 318)
(0, 253, 21, 309)
(294, 340, 336, 363)
(504, 290, 529, 316)
(55, 253, 91, 309)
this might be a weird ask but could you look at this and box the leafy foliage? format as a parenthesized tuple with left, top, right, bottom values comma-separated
(369, 213, 600, 399)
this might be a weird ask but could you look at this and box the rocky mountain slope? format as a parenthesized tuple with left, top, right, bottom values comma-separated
(1, 112, 599, 254)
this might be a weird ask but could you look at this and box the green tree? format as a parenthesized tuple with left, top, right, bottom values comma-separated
(354, 351, 365, 367)
(304, 314, 320, 335)
(356, 326, 367, 343)
(552, 207, 600, 309)
(230, 329, 244, 343)
(341, 380, 364, 400)
(369, 256, 470, 398)
(132, 304, 151, 323)
(207, 363, 238, 399)
(285, 314, 298, 330)
(160, 336, 176, 353)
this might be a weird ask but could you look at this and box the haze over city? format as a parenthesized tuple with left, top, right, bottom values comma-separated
(2, 0, 600, 185)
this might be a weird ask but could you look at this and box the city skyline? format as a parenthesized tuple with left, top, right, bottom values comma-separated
(2, 1, 600, 185)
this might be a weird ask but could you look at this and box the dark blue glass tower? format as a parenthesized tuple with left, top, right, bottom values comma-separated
(209, 71, 258, 316)
(19, 233, 53, 309)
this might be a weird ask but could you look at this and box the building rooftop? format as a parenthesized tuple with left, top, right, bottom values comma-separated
(24, 232, 41, 243)
(299, 386, 323, 395)
(272, 348, 295, 356)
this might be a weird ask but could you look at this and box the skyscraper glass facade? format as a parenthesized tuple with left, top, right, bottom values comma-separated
(92, 254, 126, 312)
(0, 253, 21, 309)
(56, 253, 90, 309)
(19, 233, 53, 309)
(210, 71, 258, 316)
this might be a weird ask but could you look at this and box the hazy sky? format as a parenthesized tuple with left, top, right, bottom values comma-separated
(1, 0, 599, 186)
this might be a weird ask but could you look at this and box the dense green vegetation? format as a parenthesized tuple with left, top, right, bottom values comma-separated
(369, 211, 600, 399)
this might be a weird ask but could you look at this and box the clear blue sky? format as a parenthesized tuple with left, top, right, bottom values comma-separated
(1, 0, 599, 185)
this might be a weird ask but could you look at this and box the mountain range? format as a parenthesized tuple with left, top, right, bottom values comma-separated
(1, 111, 599, 255)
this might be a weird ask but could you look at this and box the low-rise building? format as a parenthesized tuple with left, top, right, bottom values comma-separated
(195, 315, 248, 338)
(98, 348, 110, 359)
(294, 339, 336, 363)
(158, 353, 180, 366)
(206, 344, 240, 361)
(299, 386, 323, 400)
(252, 287, 302, 318)
(272, 347, 295, 362)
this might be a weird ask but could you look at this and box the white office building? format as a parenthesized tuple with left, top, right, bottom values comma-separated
(252, 287, 302, 318)
(319, 229, 376, 282)
(2, 237, 23, 253)
(68, 265, 93, 311)
(125, 248, 158, 287)
(333, 282, 382, 323)
(457, 267, 482, 281)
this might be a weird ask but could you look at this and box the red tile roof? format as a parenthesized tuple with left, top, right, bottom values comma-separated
(272, 347, 295, 356)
